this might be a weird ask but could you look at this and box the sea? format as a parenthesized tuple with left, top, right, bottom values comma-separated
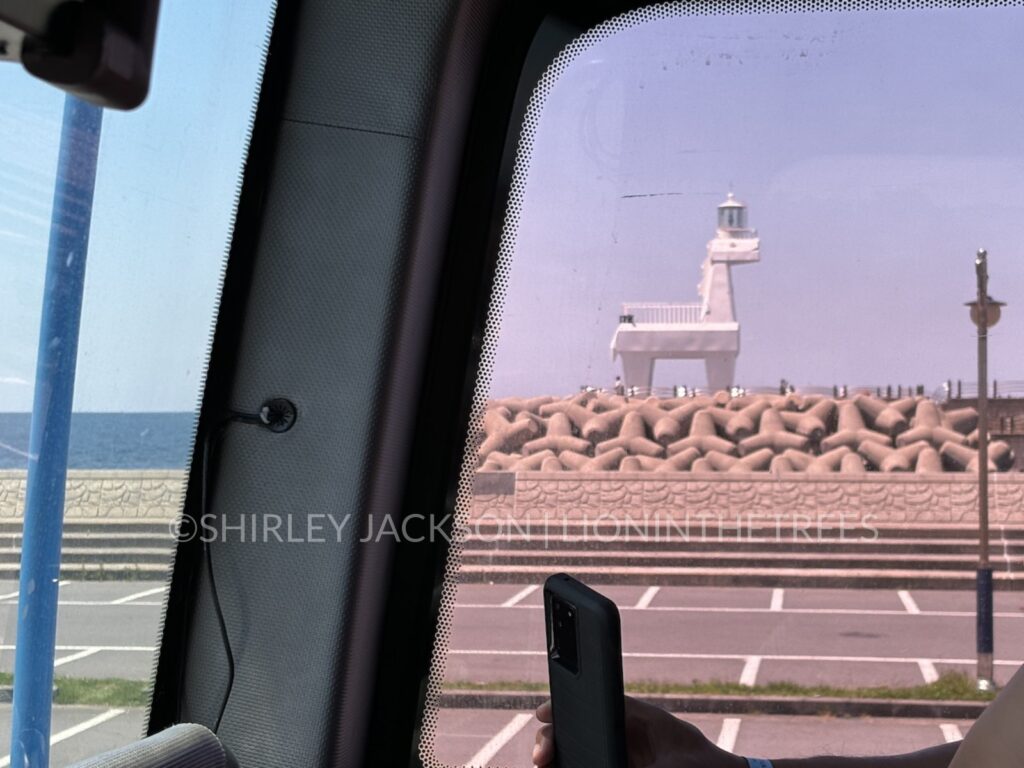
(0, 413, 195, 470)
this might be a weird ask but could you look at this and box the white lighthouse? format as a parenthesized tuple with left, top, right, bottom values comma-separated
(610, 193, 761, 393)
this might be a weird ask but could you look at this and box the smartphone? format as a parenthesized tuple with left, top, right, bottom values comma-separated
(544, 573, 627, 768)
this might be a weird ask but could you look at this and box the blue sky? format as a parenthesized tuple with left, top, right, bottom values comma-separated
(490, 5, 1024, 396)
(0, 0, 274, 411)
(2, 4, 1022, 411)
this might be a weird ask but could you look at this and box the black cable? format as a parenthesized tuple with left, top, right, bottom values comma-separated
(200, 420, 237, 735)
(196, 398, 296, 733)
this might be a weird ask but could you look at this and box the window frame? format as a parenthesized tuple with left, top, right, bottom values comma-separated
(360, 3, 646, 765)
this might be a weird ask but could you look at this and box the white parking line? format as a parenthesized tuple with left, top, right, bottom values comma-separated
(4, 599, 1018, 618)
(0, 581, 69, 601)
(448, 649, 1023, 667)
(770, 588, 785, 612)
(0, 645, 154, 652)
(917, 659, 939, 684)
(110, 586, 166, 604)
(466, 713, 533, 766)
(898, 590, 921, 615)
(999, 526, 1014, 580)
(54, 648, 102, 668)
(0, 600, 163, 606)
(717, 717, 742, 752)
(940, 723, 964, 743)
(739, 656, 762, 687)
(634, 587, 660, 610)
(501, 585, 539, 608)
(0, 581, 73, 602)
(0, 708, 125, 767)
(456, 603, 1024, 620)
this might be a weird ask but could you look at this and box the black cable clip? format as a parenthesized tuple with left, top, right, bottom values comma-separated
(257, 398, 297, 433)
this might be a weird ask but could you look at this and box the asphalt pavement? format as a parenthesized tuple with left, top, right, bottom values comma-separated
(0, 580, 1017, 765)
(431, 708, 973, 767)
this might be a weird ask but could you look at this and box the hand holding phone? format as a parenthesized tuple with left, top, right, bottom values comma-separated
(544, 573, 627, 768)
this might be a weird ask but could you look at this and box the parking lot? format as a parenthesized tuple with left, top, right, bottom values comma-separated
(431, 708, 973, 766)
(1, 580, 1018, 764)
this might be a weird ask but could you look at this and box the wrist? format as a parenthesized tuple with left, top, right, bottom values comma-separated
(717, 751, 749, 768)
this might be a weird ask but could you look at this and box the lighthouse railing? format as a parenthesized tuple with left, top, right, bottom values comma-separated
(621, 302, 705, 324)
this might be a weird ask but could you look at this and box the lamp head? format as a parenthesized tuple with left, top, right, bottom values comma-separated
(966, 296, 1006, 328)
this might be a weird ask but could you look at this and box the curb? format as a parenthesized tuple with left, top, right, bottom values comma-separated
(438, 690, 989, 719)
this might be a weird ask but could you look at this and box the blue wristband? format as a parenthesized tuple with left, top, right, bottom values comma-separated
(746, 760, 773, 768)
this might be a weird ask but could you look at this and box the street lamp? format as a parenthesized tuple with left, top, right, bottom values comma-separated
(965, 248, 1006, 692)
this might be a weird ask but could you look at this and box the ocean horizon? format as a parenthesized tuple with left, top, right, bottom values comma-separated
(0, 412, 195, 470)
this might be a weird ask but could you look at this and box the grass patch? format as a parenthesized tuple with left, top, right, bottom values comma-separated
(0, 671, 995, 708)
(446, 672, 996, 702)
(0, 673, 149, 708)
(52, 677, 150, 707)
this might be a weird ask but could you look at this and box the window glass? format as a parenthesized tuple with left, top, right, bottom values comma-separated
(424, 4, 1024, 766)
(0, 0, 274, 760)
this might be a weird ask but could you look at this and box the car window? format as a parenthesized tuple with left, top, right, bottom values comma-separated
(0, 1, 275, 762)
(422, 4, 1024, 766)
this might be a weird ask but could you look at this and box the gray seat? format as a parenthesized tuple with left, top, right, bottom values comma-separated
(66, 724, 237, 768)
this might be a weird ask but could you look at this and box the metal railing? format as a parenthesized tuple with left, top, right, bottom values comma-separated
(578, 382, 1024, 403)
(993, 416, 1024, 435)
(943, 380, 1024, 400)
(621, 302, 705, 324)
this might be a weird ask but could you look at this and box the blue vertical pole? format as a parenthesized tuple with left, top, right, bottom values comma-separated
(10, 96, 102, 768)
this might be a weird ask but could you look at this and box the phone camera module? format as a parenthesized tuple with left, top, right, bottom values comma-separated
(548, 596, 579, 674)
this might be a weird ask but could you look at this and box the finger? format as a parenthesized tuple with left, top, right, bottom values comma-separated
(533, 724, 554, 765)
(624, 694, 677, 727)
(536, 700, 553, 723)
(534, 723, 553, 746)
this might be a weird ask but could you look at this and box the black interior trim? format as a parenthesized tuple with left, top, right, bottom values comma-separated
(360, 5, 616, 766)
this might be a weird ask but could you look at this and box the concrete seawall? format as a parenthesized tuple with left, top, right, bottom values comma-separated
(471, 471, 1024, 526)
(1, 469, 1022, 526)
(0, 470, 185, 519)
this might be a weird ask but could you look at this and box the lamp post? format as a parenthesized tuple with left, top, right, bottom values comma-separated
(966, 248, 1005, 692)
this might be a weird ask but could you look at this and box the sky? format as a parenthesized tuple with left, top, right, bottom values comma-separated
(489, 5, 1024, 397)
(1, 4, 1022, 411)
(0, 0, 275, 411)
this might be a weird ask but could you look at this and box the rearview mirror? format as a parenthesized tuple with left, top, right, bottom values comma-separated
(0, 0, 160, 110)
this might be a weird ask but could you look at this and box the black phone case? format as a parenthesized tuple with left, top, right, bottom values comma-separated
(544, 573, 627, 768)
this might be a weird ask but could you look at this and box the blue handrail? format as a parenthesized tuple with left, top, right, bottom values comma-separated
(10, 95, 103, 768)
